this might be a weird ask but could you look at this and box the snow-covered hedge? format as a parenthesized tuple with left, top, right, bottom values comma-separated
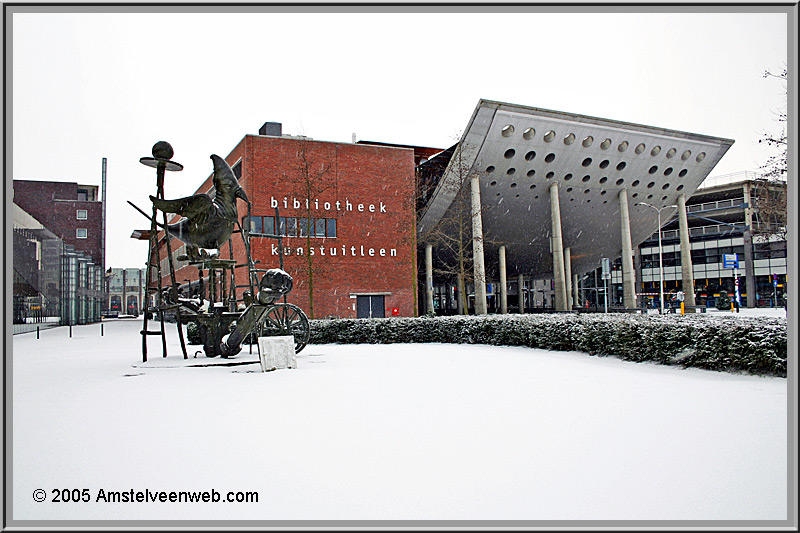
(308, 314, 787, 377)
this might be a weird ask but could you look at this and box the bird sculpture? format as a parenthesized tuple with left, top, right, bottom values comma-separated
(150, 154, 249, 261)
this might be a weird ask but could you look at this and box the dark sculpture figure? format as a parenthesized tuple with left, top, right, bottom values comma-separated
(151, 154, 248, 261)
(134, 142, 310, 362)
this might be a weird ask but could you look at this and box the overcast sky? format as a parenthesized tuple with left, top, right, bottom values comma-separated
(9, 7, 790, 268)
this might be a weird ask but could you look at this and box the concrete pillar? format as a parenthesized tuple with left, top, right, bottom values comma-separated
(470, 173, 488, 314)
(573, 273, 580, 308)
(518, 274, 525, 313)
(499, 246, 508, 314)
(549, 182, 568, 311)
(619, 189, 637, 309)
(425, 243, 434, 315)
(677, 194, 697, 307)
(742, 183, 756, 307)
(564, 247, 573, 311)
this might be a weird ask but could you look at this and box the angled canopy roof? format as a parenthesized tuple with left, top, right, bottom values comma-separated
(418, 99, 734, 278)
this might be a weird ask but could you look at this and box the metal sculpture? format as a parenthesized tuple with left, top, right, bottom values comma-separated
(151, 154, 248, 261)
(132, 143, 310, 361)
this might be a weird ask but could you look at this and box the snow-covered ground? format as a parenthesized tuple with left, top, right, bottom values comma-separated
(12, 317, 787, 521)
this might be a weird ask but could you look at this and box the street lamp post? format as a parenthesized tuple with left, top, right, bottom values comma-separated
(636, 202, 677, 314)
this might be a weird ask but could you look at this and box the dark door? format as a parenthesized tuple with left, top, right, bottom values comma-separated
(356, 295, 385, 318)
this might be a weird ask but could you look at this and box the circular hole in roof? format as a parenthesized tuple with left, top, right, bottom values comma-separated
(515, 194, 520, 198)
(582, 136, 594, 147)
(501, 125, 515, 137)
(618, 141, 629, 152)
(507, 168, 516, 175)
(564, 133, 576, 145)
(564, 173, 573, 181)
(603, 200, 608, 204)
(681, 150, 692, 161)
(601, 190, 607, 196)
(678, 169, 688, 177)
(545, 153, 556, 163)
(567, 187, 574, 193)
(496, 193, 501, 196)
(582, 157, 592, 167)
(647, 182, 655, 188)
(544, 130, 556, 142)
(632, 180, 640, 187)
(662, 183, 670, 190)
(635, 143, 646, 154)
(486, 166, 495, 173)
(526, 169, 536, 177)
(490, 180, 497, 186)
(632, 192, 639, 198)
(616, 178, 624, 186)
(616, 162, 627, 171)
(570, 198, 575, 202)
(534, 195, 539, 199)
(664, 167, 673, 176)
(696, 152, 706, 162)
(648, 165, 658, 174)
(600, 138, 612, 150)
(546, 171, 555, 179)
(582, 175, 591, 183)
(584, 189, 590, 194)
(599, 160, 610, 169)
(510, 182, 518, 188)
(525, 150, 536, 161)
(647, 194, 654, 199)
(599, 177, 608, 184)
(651, 146, 662, 156)
(666, 148, 677, 158)
(530, 184, 536, 189)
(676, 184, 684, 191)
(504, 148, 516, 159)
(662, 195, 668, 201)
(587, 199, 591, 203)
(523, 128, 535, 140)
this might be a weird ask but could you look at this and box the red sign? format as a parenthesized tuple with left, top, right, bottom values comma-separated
(391, 307, 399, 316)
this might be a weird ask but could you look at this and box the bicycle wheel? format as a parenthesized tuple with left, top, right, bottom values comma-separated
(257, 303, 310, 354)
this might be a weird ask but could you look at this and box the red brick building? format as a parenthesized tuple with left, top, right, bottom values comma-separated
(13, 180, 104, 268)
(160, 126, 428, 319)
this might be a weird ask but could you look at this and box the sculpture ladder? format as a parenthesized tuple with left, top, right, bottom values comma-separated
(139, 143, 188, 362)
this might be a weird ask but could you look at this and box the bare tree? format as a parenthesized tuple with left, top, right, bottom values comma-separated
(418, 142, 493, 314)
(289, 138, 336, 319)
(753, 67, 788, 242)
(758, 66, 787, 181)
(751, 178, 787, 242)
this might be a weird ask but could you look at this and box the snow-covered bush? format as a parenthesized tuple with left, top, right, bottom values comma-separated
(309, 313, 787, 377)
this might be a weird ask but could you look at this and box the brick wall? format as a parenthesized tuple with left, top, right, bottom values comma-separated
(13, 180, 104, 268)
(164, 135, 418, 318)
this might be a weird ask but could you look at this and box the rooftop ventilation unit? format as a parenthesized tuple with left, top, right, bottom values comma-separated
(259, 122, 282, 136)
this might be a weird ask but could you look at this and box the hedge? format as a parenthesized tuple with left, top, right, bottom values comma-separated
(307, 314, 787, 377)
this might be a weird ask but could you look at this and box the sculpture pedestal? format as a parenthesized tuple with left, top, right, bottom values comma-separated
(257, 336, 296, 372)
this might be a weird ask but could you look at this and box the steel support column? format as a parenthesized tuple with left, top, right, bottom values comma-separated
(549, 182, 568, 311)
(499, 245, 508, 314)
(564, 247, 573, 311)
(677, 193, 697, 307)
(470, 173, 488, 315)
(425, 243, 434, 315)
(619, 189, 637, 309)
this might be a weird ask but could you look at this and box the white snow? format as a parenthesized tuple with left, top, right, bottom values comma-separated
(12, 317, 787, 521)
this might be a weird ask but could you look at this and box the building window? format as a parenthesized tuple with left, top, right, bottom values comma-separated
(77, 189, 88, 201)
(250, 215, 336, 238)
(76, 228, 88, 239)
(77, 209, 88, 220)
(249, 216, 263, 234)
